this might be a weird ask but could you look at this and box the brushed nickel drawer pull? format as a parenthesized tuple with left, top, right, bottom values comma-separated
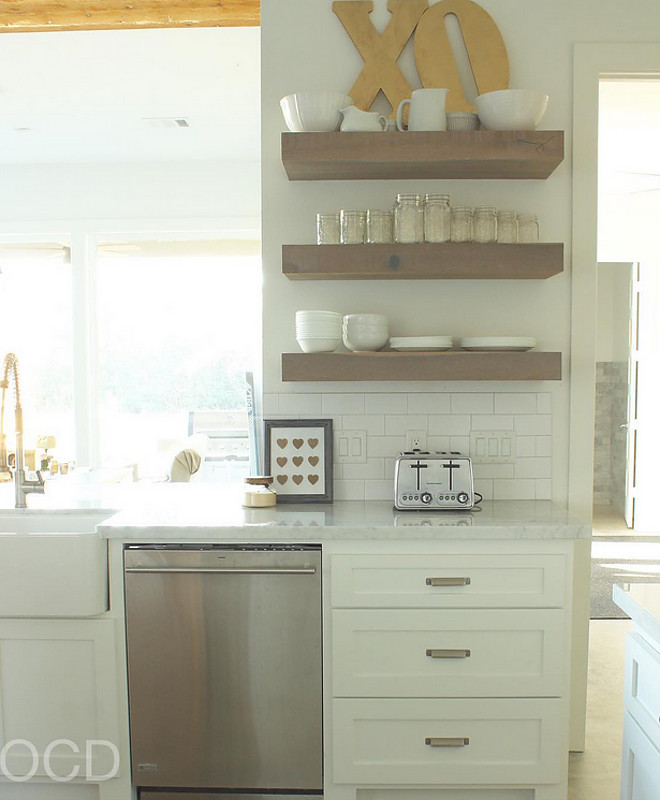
(426, 577, 471, 587)
(426, 648, 471, 659)
(425, 737, 470, 747)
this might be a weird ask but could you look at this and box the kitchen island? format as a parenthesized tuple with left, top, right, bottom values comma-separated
(613, 582, 660, 799)
(0, 487, 590, 800)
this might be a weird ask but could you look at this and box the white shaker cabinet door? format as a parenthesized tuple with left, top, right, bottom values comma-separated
(625, 632, 660, 751)
(621, 712, 660, 800)
(0, 619, 121, 783)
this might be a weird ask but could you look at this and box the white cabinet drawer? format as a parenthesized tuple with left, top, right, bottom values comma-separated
(332, 698, 562, 786)
(332, 608, 565, 698)
(621, 711, 660, 800)
(331, 554, 567, 608)
(625, 632, 660, 751)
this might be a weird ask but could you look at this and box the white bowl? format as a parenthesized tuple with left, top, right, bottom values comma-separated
(297, 336, 341, 353)
(474, 90, 549, 131)
(343, 313, 388, 327)
(342, 328, 389, 352)
(281, 92, 353, 133)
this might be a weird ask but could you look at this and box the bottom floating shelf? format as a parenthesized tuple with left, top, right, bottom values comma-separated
(281, 351, 562, 382)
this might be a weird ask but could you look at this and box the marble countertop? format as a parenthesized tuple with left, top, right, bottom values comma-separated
(95, 483, 590, 541)
(613, 582, 660, 644)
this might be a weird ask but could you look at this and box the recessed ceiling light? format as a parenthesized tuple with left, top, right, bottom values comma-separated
(141, 117, 191, 129)
(14, 127, 33, 134)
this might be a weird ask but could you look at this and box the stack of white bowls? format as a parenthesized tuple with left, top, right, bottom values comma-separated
(342, 313, 389, 352)
(296, 310, 342, 353)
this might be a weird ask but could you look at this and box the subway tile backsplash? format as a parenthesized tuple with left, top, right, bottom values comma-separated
(264, 392, 553, 501)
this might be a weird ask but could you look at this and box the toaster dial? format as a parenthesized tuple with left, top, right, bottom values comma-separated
(420, 492, 432, 505)
(457, 492, 469, 505)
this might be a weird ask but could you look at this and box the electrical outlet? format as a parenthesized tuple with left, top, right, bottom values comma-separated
(334, 430, 367, 464)
(406, 430, 427, 451)
(469, 430, 516, 463)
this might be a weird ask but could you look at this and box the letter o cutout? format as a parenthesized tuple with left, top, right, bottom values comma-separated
(414, 0, 509, 111)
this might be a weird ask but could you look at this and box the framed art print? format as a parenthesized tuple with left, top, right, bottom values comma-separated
(264, 419, 333, 503)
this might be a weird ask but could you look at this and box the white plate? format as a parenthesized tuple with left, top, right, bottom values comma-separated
(459, 336, 536, 351)
(389, 336, 453, 351)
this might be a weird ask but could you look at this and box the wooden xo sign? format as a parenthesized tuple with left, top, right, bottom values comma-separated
(333, 0, 509, 113)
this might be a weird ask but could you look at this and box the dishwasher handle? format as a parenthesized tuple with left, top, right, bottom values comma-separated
(125, 566, 317, 575)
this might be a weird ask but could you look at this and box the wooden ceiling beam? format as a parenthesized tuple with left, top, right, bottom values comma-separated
(0, 1, 260, 32)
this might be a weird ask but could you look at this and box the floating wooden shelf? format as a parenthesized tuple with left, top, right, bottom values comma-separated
(282, 351, 562, 382)
(282, 242, 564, 281)
(281, 130, 564, 181)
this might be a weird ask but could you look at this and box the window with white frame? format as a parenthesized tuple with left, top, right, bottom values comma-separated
(0, 237, 261, 482)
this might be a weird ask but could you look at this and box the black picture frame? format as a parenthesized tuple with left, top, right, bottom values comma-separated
(264, 419, 333, 503)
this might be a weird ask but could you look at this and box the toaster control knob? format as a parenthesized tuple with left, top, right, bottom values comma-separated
(457, 492, 469, 505)
(421, 492, 433, 505)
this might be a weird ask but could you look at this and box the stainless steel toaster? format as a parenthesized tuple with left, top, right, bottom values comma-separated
(394, 450, 475, 510)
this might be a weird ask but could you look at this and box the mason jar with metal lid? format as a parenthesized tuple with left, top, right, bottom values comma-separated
(517, 213, 540, 243)
(450, 206, 473, 243)
(394, 193, 423, 243)
(424, 193, 451, 243)
(496, 210, 518, 243)
(473, 206, 497, 243)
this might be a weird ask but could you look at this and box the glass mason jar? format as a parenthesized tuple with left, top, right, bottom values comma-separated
(340, 210, 366, 244)
(472, 206, 497, 243)
(517, 213, 540, 243)
(450, 206, 473, 243)
(366, 209, 394, 244)
(394, 193, 423, 243)
(496, 210, 518, 243)
(316, 212, 340, 245)
(424, 193, 451, 243)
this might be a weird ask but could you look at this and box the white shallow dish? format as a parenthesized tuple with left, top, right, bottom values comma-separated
(459, 336, 536, 351)
(389, 336, 453, 351)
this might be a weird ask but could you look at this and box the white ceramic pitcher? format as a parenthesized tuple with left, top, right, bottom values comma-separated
(396, 88, 449, 131)
(340, 105, 388, 132)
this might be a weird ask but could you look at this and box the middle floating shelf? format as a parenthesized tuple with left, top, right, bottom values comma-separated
(282, 242, 564, 280)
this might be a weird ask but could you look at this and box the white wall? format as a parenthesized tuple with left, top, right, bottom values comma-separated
(261, 0, 660, 504)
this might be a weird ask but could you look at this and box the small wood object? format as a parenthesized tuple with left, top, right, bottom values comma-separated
(414, 0, 509, 112)
(333, 0, 427, 112)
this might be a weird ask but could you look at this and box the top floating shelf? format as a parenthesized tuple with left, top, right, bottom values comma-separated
(281, 130, 564, 181)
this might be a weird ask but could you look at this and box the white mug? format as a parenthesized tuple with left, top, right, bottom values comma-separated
(396, 88, 449, 132)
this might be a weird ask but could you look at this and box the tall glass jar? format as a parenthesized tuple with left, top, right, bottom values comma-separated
(517, 213, 540, 243)
(496, 210, 517, 243)
(424, 193, 451, 243)
(366, 209, 394, 244)
(450, 206, 473, 243)
(316, 213, 340, 245)
(394, 193, 423, 243)
(340, 210, 366, 244)
(473, 206, 497, 243)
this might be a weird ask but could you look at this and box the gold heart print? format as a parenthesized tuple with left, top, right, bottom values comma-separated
(308, 474, 319, 485)
(308, 438, 319, 449)
(293, 438, 304, 449)
(308, 456, 319, 467)
(276, 438, 288, 449)
(292, 474, 304, 485)
(293, 456, 303, 467)
(276, 457, 288, 467)
(276, 475, 288, 485)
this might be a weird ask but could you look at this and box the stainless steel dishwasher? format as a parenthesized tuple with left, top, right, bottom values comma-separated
(124, 543, 322, 800)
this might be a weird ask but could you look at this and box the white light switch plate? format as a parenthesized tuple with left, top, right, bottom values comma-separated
(334, 430, 367, 464)
(469, 430, 516, 464)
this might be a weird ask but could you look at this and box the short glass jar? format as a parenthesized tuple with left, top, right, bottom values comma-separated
(366, 209, 394, 244)
(424, 193, 451, 243)
(340, 210, 366, 244)
(450, 206, 473, 243)
(473, 206, 497, 244)
(496, 210, 518, 244)
(517, 213, 540, 243)
(243, 476, 276, 508)
(394, 193, 423, 243)
(316, 213, 340, 245)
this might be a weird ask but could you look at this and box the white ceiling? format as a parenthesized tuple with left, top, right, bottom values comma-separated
(599, 79, 660, 194)
(0, 26, 260, 164)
